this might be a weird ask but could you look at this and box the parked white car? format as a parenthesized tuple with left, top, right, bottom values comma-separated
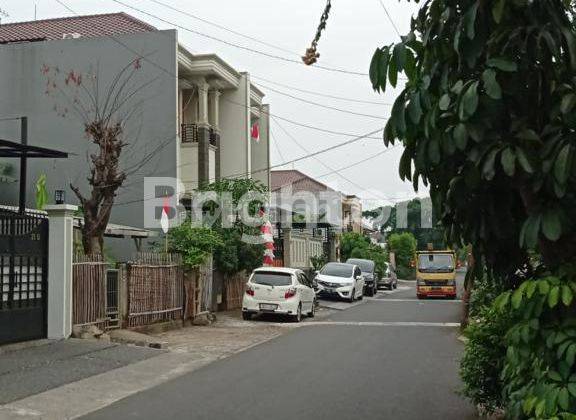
(242, 267, 316, 322)
(315, 262, 364, 303)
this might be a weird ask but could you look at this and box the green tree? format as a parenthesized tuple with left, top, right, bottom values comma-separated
(364, 198, 446, 250)
(198, 178, 267, 275)
(387, 232, 417, 279)
(369, 0, 576, 415)
(340, 232, 370, 261)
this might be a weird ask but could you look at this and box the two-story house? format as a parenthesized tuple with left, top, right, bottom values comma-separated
(0, 13, 270, 256)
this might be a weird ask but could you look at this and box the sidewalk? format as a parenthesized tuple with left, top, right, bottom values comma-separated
(0, 312, 294, 420)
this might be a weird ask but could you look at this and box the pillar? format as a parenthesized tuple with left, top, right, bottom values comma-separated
(209, 89, 222, 181)
(45, 204, 77, 339)
(196, 79, 210, 185)
(282, 228, 292, 268)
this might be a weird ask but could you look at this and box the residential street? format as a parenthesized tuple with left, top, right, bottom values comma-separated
(83, 274, 476, 420)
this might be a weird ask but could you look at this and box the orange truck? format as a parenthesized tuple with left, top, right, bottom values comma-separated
(415, 250, 457, 299)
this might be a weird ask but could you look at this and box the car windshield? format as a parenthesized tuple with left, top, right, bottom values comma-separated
(346, 259, 374, 272)
(418, 254, 455, 273)
(320, 263, 354, 278)
(251, 272, 292, 286)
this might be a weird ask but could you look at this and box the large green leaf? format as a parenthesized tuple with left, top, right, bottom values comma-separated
(464, 2, 479, 40)
(542, 209, 562, 241)
(482, 69, 502, 99)
(492, 0, 506, 23)
(391, 94, 406, 135)
(399, 148, 412, 181)
(554, 144, 573, 184)
(454, 123, 468, 150)
(520, 214, 541, 248)
(369, 48, 381, 91)
(561, 93, 576, 114)
(378, 46, 390, 92)
(439, 94, 451, 111)
(549, 286, 560, 308)
(482, 148, 499, 180)
(487, 57, 518, 72)
(516, 148, 535, 173)
(408, 93, 423, 124)
(461, 81, 479, 120)
(389, 55, 398, 88)
(393, 43, 406, 72)
(501, 147, 516, 176)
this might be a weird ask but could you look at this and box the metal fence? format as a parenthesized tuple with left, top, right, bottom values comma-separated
(72, 254, 109, 329)
(126, 253, 183, 328)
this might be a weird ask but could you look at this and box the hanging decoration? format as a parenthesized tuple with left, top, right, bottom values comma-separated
(259, 208, 275, 266)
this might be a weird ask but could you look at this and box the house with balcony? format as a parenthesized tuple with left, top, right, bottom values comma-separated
(0, 13, 270, 257)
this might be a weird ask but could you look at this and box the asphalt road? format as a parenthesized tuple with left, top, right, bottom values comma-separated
(83, 273, 476, 420)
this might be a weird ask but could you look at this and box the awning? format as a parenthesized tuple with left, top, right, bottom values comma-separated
(0, 138, 68, 158)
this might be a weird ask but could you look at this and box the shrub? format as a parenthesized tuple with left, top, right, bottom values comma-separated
(460, 306, 513, 414)
(387, 232, 417, 271)
(167, 225, 223, 268)
(395, 266, 415, 280)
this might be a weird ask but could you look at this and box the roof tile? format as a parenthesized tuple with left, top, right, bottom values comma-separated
(0, 13, 156, 44)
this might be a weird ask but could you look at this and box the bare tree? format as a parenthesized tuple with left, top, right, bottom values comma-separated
(43, 58, 156, 255)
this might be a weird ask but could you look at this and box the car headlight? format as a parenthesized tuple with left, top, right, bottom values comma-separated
(417, 279, 427, 286)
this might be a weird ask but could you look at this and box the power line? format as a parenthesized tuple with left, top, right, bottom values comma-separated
(377, 0, 402, 38)
(272, 117, 399, 202)
(56, 0, 382, 140)
(254, 81, 388, 120)
(53, 0, 387, 197)
(146, 0, 299, 58)
(109, 0, 369, 77)
(250, 75, 391, 106)
(113, 127, 384, 206)
(269, 127, 286, 163)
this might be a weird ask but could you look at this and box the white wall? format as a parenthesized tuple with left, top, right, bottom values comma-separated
(219, 73, 250, 179)
(0, 30, 179, 258)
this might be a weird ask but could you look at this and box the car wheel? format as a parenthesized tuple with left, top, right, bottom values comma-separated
(307, 301, 315, 318)
(242, 312, 252, 321)
(292, 303, 302, 322)
(373, 285, 378, 295)
(393, 282, 398, 289)
(348, 289, 355, 303)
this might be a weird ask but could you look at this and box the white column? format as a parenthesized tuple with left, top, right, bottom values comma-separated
(45, 204, 77, 339)
(209, 89, 221, 130)
(196, 79, 210, 127)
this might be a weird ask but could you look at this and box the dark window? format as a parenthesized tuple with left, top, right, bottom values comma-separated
(320, 263, 354, 278)
(417, 254, 455, 273)
(346, 259, 375, 273)
(251, 272, 293, 286)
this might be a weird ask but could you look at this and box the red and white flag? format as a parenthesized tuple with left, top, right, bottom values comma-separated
(160, 196, 170, 234)
(251, 122, 260, 143)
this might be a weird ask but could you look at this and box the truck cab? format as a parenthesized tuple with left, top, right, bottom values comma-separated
(415, 250, 457, 299)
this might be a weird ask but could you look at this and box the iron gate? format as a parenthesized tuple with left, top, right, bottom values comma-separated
(0, 210, 48, 344)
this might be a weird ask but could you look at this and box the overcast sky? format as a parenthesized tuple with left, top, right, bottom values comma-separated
(1, 0, 424, 209)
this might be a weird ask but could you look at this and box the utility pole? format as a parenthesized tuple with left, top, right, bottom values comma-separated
(18, 117, 28, 214)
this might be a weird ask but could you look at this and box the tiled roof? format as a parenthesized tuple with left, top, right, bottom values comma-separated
(271, 170, 335, 193)
(0, 13, 156, 44)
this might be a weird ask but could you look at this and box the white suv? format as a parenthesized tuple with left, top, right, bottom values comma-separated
(242, 267, 316, 322)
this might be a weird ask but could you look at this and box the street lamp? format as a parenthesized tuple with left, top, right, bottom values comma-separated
(54, 189, 65, 205)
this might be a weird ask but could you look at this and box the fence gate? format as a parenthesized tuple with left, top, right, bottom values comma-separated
(0, 210, 48, 344)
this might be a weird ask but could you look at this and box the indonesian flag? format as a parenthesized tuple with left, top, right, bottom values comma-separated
(259, 209, 275, 266)
(251, 122, 260, 143)
(160, 196, 170, 234)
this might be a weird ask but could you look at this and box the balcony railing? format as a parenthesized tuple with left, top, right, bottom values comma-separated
(181, 123, 217, 147)
(209, 128, 217, 146)
(181, 123, 199, 143)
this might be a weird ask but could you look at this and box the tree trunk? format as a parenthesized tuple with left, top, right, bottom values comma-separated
(460, 246, 474, 329)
